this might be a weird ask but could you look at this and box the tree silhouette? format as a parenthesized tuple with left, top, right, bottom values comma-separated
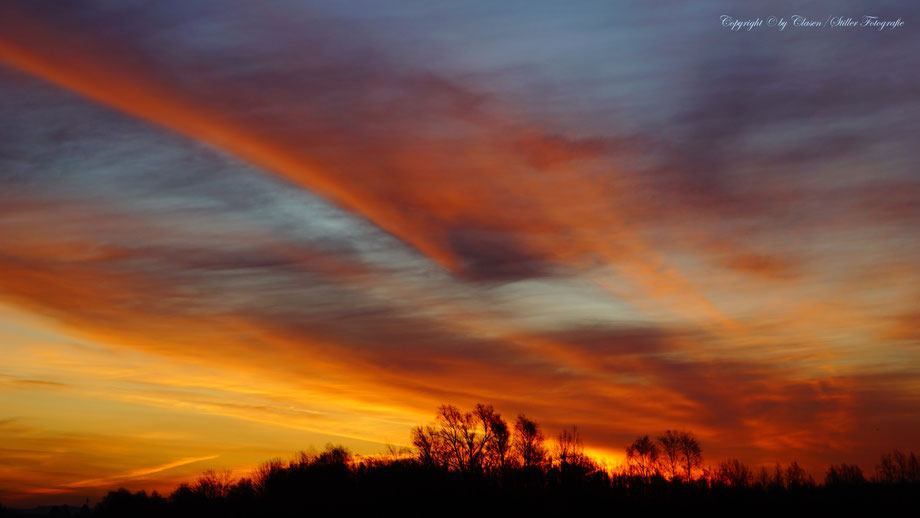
(410, 403, 512, 472)
(825, 463, 865, 486)
(715, 458, 752, 488)
(767, 462, 784, 489)
(626, 435, 660, 480)
(30, 400, 920, 516)
(76, 404, 920, 517)
(657, 430, 682, 480)
(676, 431, 702, 481)
(784, 461, 814, 488)
(513, 413, 547, 469)
(193, 469, 235, 499)
(486, 412, 512, 470)
(554, 426, 589, 470)
(434, 404, 496, 472)
(877, 450, 920, 483)
(315, 444, 351, 466)
(36, 404, 920, 518)
(410, 424, 443, 468)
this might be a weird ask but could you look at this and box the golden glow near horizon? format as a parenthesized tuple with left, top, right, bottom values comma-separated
(0, 304, 423, 502)
(1, 0, 919, 507)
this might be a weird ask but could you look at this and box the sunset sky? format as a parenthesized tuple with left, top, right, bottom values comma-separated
(1, 0, 918, 507)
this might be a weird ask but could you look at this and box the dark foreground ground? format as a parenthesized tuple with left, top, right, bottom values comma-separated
(3, 460, 918, 517)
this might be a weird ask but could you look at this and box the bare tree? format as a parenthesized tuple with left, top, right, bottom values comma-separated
(193, 470, 235, 499)
(825, 463, 865, 486)
(435, 404, 470, 471)
(250, 457, 284, 495)
(410, 425, 442, 467)
(411, 404, 508, 472)
(716, 459, 752, 488)
(435, 404, 496, 472)
(771, 462, 784, 488)
(753, 466, 770, 489)
(626, 435, 660, 480)
(877, 450, 920, 483)
(554, 426, 589, 469)
(513, 414, 547, 469)
(485, 413, 512, 470)
(784, 461, 813, 488)
(657, 430, 682, 480)
(677, 431, 702, 482)
(655, 430, 701, 482)
(472, 404, 502, 470)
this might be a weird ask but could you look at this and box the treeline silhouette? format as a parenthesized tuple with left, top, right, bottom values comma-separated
(2, 403, 918, 517)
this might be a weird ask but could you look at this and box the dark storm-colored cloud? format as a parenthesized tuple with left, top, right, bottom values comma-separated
(540, 325, 681, 357)
(446, 227, 555, 282)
